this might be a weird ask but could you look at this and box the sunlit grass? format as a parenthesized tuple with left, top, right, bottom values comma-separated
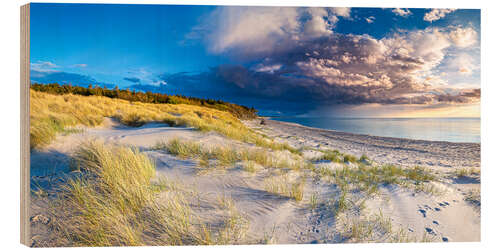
(264, 174, 305, 201)
(454, 167, 480, 178)
(154, 138, 307, 172)
(241, 161, 258, 173)
(312, 161, 438, 195)
(47, 141, 249, 246)
(30, 90, 299, 155)
(49, 141, 199, 246)
(155, 138, 203, 159)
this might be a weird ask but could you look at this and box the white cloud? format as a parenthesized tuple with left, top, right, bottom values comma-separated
(197, 7, 350, 55)
(254, 64, 282, 73)
(392, 8, 412, 17)
(365, 16, 375, 24)
(329, 7, 351, 18)
(71, 64, 87, 68)
(423, 8, 456, 22)
(30, 61, 59, 72)
(304, 15, 332, 37)
(448, 27, 478, 48)
(201, 7, 301, 54)
(288, 27, 478, 103)
(447, 53, 479, 76)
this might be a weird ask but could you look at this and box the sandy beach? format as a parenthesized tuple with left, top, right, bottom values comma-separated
(30, 118, 481, 246)
(248, 119, 481, 169)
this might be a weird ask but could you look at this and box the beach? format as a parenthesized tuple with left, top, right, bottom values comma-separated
(249, 119, 480, 169)
(30, 117, 481, 246)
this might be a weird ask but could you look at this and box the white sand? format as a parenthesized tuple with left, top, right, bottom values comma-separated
(30, 118, 481, 245)
(245, 119, 480, 169)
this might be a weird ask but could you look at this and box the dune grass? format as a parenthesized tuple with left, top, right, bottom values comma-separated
(312, 162, 437, 196)
(309, 192, 320, 210)
(242, 161, 258, 173)
(154, 138, 307, 172)
(464, 188, 481, 209)
(314, 149, 368, 165)
(339, 209, 398, 243)
(454, 167, 480, 178)
(30, 90, 298, 155)
(264, 174, 305, 201)
(48, 141, 246, 246)
(155, 138, 308, 201)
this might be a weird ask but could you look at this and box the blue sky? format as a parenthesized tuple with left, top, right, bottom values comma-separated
(30, 4, 480, 117)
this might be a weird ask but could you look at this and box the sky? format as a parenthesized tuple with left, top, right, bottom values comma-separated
(30, 3, 481, 117)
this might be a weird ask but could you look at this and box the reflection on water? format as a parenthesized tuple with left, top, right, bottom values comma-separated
(271, 117, 480, 143)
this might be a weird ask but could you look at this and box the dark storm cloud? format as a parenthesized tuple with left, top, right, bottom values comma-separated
(196, 31, 480, 106)
(185, 7, 480, 108)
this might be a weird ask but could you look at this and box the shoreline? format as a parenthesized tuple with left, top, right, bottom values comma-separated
(246, 118, 480, 169)
(266, 117, 480, 146)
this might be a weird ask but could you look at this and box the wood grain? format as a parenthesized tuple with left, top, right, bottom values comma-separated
(20, 3, 30, 246)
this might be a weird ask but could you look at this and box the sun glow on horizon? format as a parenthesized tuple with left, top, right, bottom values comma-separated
(388, 104, 480, 118)
(308, 103, 480, 118)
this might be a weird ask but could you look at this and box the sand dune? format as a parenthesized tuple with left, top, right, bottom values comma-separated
(30, 118, 480, 246)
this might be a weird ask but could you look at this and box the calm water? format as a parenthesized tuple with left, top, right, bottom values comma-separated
(271, 117, 480, 143)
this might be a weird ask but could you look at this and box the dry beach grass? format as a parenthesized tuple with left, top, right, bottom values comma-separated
(29, 91, 481, 246)
(30, 90, 296, 154)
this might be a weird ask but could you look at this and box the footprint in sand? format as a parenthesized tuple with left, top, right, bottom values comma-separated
(418, 209, 427, 218)
(425, 227, 436, 236)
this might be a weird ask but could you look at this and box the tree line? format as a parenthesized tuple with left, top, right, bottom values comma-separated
(31, 83, 257, 119)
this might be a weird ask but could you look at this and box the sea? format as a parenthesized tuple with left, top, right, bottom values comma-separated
(270, 117, 480, 143)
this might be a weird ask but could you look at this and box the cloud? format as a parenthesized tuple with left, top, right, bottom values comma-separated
(329, 7, 351, 18)
(179, 7, 480, 111)
(191, 7, 351, 56)
(392, 8, 412, 17)
(253, 63, 282, 73)
(448, 27, 478, 48)
(122, 68, 160, 85)
(196, 7, 301, 54)
(304, 9, 333, 38)
(123, 77, 141, 83)
(365, 16, 375, 23)
(446, 53, 479, 76)
(71, 64, 88, 68)
(30, 70, 112, 88)
(30, 61, 58, 72)
(423, 8, 456, 22)
(204, 28, 478, 105)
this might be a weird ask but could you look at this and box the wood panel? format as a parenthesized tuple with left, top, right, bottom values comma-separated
(20, 3, 30, 246)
